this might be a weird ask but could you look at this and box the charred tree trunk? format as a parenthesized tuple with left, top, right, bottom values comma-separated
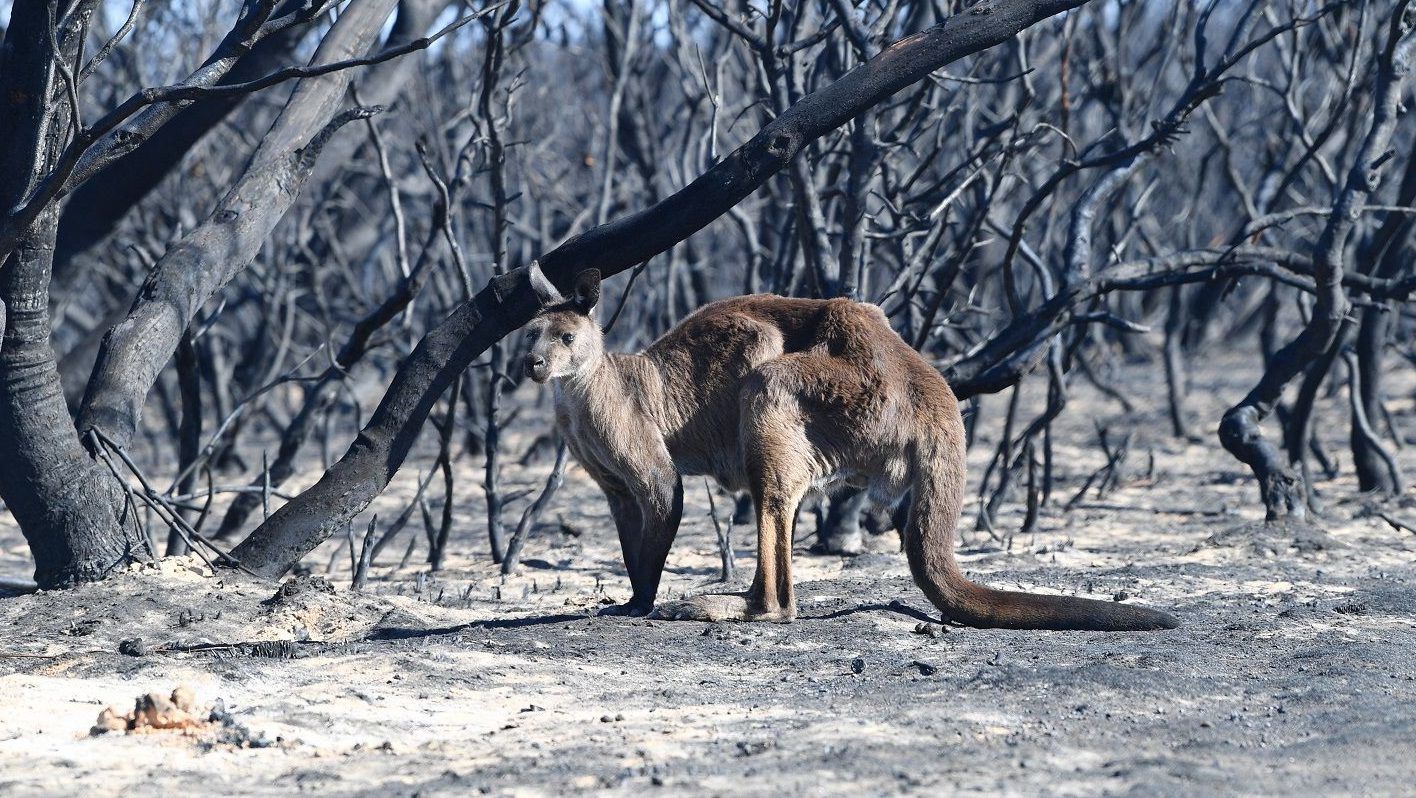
(212, 212, 446, 540)
(1219, 8, 1414, 520)
(170, 330, 202, 555)
(815, 489, 869, 555)
(1353, 301, 1406, 494)
(50, 16, 311, 288)
(0, 0, 147, 587)
(0, 207, 143, 587)
(1351, 150, 1416, 494)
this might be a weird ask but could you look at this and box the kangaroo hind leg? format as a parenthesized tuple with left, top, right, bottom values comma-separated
(741, 437, 812, 621)
(655, 366, 814, 623)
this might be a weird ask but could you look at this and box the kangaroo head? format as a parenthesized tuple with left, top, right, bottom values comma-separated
(523, 268, 603, 384)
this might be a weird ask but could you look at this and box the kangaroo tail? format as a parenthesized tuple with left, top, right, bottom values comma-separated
(903, 445, 1179, 632)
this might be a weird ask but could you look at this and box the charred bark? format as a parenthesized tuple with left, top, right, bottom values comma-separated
(0, 208, 142, 587)
(1351, 150, 1416, 494)
(0, 1, 147, 587)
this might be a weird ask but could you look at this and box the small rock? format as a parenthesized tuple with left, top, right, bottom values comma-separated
(171, 685, 197, 712)
(850, 657, 866, 674)
(90, 707, 128, 735)
(735, 740, 771, 757)
(134, 692, 200, 729)
(1113, 591, 1130, 602)
(265, 575, 335, 607)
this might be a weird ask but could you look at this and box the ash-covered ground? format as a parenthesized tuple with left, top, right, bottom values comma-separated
(1, 357, 1414, 796)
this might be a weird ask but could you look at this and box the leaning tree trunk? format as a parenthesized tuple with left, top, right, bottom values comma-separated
(77, 0, 402, 450)
(0, 0, 147, 587)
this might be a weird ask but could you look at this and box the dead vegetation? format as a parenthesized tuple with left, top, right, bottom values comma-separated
(2, 0, 1416, 793)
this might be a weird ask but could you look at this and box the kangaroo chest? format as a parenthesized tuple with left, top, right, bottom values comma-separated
(553, 374, 748, 491)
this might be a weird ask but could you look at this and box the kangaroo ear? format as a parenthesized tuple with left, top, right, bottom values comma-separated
(571, 269, 601, 314)
(526, 260, 564, 306)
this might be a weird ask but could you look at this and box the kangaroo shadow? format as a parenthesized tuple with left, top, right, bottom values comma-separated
(804, 601, 939, 624)
(365, 603, 935, 642)
(365, 612, 588, 641)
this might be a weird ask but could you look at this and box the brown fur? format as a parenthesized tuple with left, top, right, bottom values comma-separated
(524, 273, 1178, 631)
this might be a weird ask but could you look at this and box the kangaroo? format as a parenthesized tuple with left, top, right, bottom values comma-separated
(522, 267, 1178, 631)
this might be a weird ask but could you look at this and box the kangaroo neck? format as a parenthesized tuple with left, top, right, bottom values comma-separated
(553, 352, 659, 421)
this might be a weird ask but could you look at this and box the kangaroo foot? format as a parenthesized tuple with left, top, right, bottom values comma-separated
(597, 600, 654, 618)
(651, 593, 794, 623)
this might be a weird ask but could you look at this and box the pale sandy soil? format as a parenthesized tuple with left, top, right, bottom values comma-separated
(1, 355, 1414, 796)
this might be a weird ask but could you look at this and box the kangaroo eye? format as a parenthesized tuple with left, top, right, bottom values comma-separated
(561, 333, 576, 345)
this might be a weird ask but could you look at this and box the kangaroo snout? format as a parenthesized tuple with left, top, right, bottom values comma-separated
(525, 354, 549, 383)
